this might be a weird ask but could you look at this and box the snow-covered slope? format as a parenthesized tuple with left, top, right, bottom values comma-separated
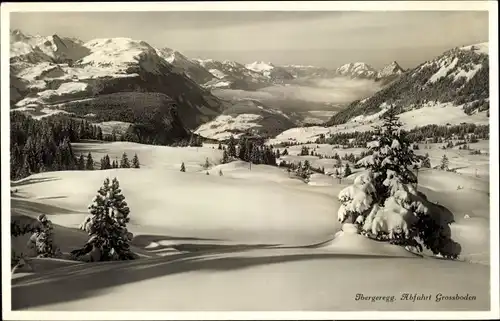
(10, 30, 224, 130)
(327, 43, 489, 126)
(195, 99, 297, 140)
(9, 141, 491, 311)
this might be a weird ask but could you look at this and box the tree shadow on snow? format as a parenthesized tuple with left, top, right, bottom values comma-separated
(11, 198, 81, 216)
(416, 191, 462, 258)
(11, 251, 412, 310)
(11, 176, 61, 188)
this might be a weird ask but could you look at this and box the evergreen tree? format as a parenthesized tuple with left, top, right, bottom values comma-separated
(100, 155, 111, 170)
(120, 153, 130, 168)
(335, 158, 342, 168)
(132, 154, 140, 169)
(18, 156, 31, 179)
(27, 214, 61, 258)
(222, 149, 230, 164)
(219, 169, 223, 176)
(78, 154, 85, 170)
(112, 160, 117, 169)
(180, 162, 186, 172)
(75, 177, 134, 261)
(440, 154, 449, 171)
(227, 136, 237, 157)
(421, 153, 432, 168)
(218, 143, 223, 150)
(338, 105, 460, 260)
(97, 127, 103, 141)
(344, 163, 352, 177)
(86, 152, 94, 170)
(206, 171, 210, 175)
(357, 105, 418, 201)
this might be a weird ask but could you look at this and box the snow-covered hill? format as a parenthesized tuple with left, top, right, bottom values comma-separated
(10, 30, 223, 130)
(326, 42, 489, 126)
(9, 141, 491, 311)
(195, 99, 298, 140)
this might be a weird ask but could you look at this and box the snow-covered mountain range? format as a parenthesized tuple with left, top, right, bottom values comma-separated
(10, 29, 488, 143)
(283, 61, 405, 83)
(326, 42, 489, 126)
(10, 30, 223, 134)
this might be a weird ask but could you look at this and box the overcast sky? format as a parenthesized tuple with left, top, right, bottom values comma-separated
(11, 11, 489, 69)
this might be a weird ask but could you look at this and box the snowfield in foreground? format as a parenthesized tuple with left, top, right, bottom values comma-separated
(10, 142, 490, 311)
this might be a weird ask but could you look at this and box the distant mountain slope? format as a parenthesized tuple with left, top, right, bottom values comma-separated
(195, 99, 298, 140)
(155, 47, 216, 84)
(10, 31, 224, 130)
(245, 61, 295, 82)
(191, 58, 273, 90)
(326, 43, 489, 126)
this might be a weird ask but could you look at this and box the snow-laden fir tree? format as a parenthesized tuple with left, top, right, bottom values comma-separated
(75, 177, 135, 261)
(180, 162, 186, 172)
(338, 105, 460, 259)
(27, 214, 61, 258)
(132, 154, 140, 169)
(421, 153, 431, 168)
(219, 169, 223, 176)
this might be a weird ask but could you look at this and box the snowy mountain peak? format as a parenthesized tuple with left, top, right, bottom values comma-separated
(245, 61, 275, 72)
(336, 62, 377, 78)
(156, 47, 189, 64)
(377, 61, 405, 78)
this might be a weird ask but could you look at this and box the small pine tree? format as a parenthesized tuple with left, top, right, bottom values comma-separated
(86, 152, 94, 170)
(132, 154, 140, 169)
(206, 171, 210, 175)
(219, 169, 223, 176)
(440, 154, 449, 171)
(344, 163, 352, 178)
(120, 153, 130, 168)
(180, 162, 186, 172)
(27, 214, 61, 258)
(78, 154, 85, 170)
(421, 153, 431, 168)
(222, 149, 229, 164)
(218, 143, 223, 150)
(203, 157, 210, 170)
